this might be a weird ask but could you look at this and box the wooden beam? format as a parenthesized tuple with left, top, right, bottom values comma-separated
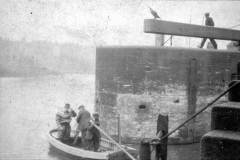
(144, 19, 240, 41)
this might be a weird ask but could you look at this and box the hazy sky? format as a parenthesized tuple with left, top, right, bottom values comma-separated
(0, 0, 239, 48)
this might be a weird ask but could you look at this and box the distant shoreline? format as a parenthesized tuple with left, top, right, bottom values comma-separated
(0, 70, 94, 78)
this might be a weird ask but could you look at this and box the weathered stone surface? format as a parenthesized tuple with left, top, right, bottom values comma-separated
(211, 102, 240, 131)
(201, 130, 240, 160)
(228, 80, 240, 102)
(95, 46, 240, 144)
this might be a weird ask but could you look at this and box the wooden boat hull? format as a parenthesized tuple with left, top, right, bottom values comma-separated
(47, 129, 134, 160)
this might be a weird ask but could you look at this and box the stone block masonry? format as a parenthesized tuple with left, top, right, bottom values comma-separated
(95, 46, 240, 144)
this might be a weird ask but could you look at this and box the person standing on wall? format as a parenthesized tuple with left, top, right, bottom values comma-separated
(199, 13, 218, 49)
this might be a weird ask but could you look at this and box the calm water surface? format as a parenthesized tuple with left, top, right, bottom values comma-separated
(0, 74, 199, 160)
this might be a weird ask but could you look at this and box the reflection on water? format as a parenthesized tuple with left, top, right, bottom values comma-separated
(0, 74, 199, 160)
(168, 143, 200, 160)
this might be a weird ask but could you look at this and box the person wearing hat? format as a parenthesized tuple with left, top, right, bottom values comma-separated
(87, 113, 101, 151)
(56, 103, 76, 141)
(199, 12, 218, 49)
(81, 112, 101, 150)
(73, 105, 91, 145)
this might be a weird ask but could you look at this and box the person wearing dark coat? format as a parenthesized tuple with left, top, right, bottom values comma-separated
(79, 112, 101, 151)
(73, 105, 91, 145)
(199, 13, 218, 49)
(88, 113, 101, 151)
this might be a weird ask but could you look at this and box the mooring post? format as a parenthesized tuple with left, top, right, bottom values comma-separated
(156, 114, 169, 160)
(139, 114, 168, 160)
(150, 143, 157, 160)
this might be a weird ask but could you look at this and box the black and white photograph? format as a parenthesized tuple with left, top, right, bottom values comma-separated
(0, 0, 240, 160)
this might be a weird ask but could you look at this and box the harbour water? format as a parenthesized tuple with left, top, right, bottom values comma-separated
(0, 74, 199, 160)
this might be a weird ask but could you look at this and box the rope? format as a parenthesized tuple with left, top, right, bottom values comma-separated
(160, 80, 240, 141)
(90, 120, 137, 160)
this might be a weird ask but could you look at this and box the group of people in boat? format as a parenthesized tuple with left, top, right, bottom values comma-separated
(56, 103, 101, 151)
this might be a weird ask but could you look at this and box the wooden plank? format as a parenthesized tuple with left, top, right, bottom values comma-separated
(187, 59, 198, 140)
(144, 19, 240, 41)
(187, 58, 198, 118)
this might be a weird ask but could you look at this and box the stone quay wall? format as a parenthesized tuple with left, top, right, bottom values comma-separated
(95, 46, 240, 144)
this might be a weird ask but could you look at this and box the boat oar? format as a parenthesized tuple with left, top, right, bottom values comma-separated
(91, 121, 137, 160)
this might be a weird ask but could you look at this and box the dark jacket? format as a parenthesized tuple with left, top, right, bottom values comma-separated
(205, 17, 214, 26)
(88, 124, 101, 151)
(76, 109, 91, 130)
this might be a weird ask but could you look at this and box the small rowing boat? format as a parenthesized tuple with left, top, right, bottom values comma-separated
(48, 129, 136, 160)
